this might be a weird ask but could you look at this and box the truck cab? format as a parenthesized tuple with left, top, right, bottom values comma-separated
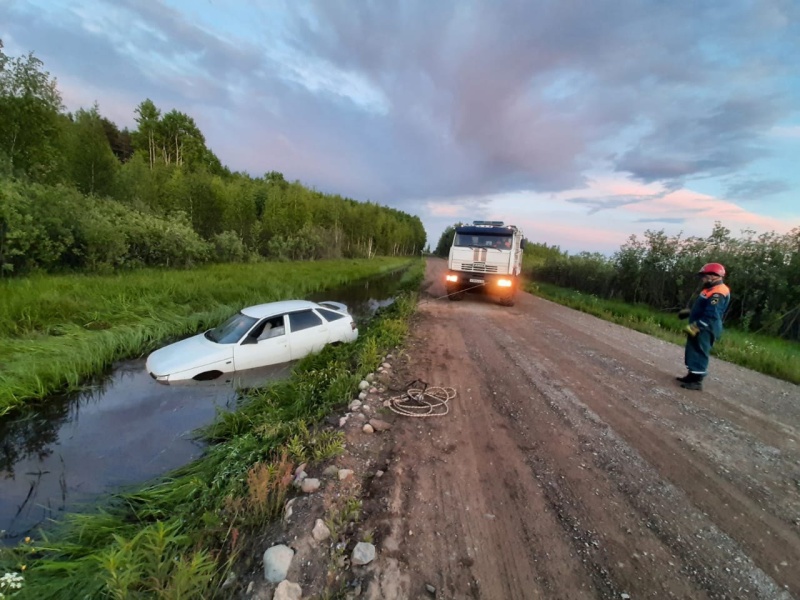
(445, 221, 525, 306)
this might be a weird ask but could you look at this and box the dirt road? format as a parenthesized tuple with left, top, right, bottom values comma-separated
(361, 258, 800, 599)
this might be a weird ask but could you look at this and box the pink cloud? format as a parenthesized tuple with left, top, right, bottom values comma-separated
(626, 189, 793, 233)
(427, 202, 465, 217)
(513, 218, 626, 252)
(58, 75, 138, 128)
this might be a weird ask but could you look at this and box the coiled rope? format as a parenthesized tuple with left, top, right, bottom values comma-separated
(387, 380, 456, 417)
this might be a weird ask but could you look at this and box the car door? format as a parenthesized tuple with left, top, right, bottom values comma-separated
(287, 309, 328, 360)
(232, 315, 290, 371)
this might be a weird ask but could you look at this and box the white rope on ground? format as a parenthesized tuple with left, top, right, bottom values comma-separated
(388, 385, 456, 418)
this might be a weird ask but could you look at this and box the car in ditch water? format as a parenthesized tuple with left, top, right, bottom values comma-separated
(146, 300, 358, 383)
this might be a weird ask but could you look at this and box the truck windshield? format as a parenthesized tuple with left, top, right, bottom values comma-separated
(454, 233, 512, 249)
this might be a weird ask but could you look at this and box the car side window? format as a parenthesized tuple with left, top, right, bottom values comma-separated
(288, 310, 322, 332)
(317, 308, 345, 322)
(247, 316, 286, 341)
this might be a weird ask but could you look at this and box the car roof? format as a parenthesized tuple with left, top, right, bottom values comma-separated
(241, 300, 329, 319)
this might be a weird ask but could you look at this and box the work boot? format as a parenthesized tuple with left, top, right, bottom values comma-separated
(679, 373, 703, 391)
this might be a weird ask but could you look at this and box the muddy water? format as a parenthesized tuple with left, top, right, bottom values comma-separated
(0, 270, 405, 543)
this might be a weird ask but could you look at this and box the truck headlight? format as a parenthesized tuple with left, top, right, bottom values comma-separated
(446, 274, 459, 283)
(497, 279, 513, 288)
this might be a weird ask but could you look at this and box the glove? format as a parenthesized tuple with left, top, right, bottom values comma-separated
(677, 308, 690, 320)
(684, 323, 700, 337)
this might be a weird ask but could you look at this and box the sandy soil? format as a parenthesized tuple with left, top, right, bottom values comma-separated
(356, 258, 800, 600)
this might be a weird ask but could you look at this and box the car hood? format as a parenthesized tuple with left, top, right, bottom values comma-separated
(146, 333, 233, 376)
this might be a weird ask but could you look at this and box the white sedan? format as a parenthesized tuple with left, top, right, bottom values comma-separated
(146, 300, 358, 383)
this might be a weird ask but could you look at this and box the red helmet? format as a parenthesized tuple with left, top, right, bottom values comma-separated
(698, 262, 726, 277)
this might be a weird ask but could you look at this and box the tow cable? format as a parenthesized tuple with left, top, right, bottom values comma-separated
(387, 379, 456, 418)
(423, 281, 486, 303)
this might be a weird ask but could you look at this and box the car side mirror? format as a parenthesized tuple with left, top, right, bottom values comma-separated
(520, 240, 526, 250)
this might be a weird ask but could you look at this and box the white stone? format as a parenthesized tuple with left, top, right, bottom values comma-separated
(349, 399, 362, 411)
(358, 391, 368, 400)
(362, 424, 374, 434)
(300, 478, 320, 493)
(369, 387, 378, 394)
(338, 468, 354, 481)
(352, 542, 376, 565)
(221, 570, 237, 589)
(339, 416, 348, 427)
(369, 418, 391, 432)
(376, 470, 384, 478)
(358, 380, 369, 390)
(283, 498, 295, 522)
(366, 373, 375, 382)
(323, 465, 339, 477)
(312, 518, 331, 542)
(263, 544, 294, 582)
(273, 580, 302, 600)
(382, 362, 391, 369)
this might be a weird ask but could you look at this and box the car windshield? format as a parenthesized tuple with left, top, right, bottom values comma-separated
(205, 313, 258, 344)
(454, 233, 512, 249)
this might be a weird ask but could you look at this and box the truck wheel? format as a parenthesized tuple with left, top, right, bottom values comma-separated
(499, 291, 516, 306)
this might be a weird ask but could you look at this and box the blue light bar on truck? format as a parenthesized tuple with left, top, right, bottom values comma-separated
(472, 220, 504, 226)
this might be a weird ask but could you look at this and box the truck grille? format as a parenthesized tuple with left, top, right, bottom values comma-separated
(458, 262, 498, 273)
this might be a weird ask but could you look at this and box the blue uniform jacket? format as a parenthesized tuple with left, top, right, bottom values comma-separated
(689, 282, 730, 338)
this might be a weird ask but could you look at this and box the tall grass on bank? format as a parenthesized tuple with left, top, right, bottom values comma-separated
(526, 281, 800, 384)
(0, 261, 425, 599)
(0, 258, 414, 416)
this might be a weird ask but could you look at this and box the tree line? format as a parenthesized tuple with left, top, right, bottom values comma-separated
(0, 41, 426, 276)
(526, 223, 800, 340)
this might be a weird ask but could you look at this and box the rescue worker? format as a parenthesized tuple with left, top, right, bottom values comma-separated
(676, 262, 730, 391)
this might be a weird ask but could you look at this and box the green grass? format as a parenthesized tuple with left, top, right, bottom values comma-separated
(0, 259, 425, 599)
(526, 281, 800, 384)
(0, 258, 414, 415)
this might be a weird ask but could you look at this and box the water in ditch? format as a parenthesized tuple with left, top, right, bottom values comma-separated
(0, 270, 405, 544)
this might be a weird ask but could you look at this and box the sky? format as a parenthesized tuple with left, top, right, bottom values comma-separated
(2, 0, 799, 254)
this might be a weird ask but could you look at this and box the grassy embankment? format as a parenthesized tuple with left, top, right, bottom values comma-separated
(525, 281, 800, 385)
(0, 260, 425, 599)
(0, 257, 414, 416)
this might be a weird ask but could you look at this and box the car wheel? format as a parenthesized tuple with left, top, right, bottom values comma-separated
(193, 370, 223, 381)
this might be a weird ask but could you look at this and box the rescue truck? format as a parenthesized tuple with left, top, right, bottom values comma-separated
(444, 221, 525, 306)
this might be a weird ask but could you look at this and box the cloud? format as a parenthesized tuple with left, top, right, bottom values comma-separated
(565, 195, 647, 214)
(725, 177, 791, 201)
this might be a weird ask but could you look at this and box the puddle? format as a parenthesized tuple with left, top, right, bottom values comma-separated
(0, 269, 407, 544)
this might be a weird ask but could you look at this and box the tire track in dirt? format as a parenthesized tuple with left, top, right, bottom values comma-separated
(482, 304, 800, 595)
